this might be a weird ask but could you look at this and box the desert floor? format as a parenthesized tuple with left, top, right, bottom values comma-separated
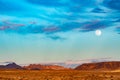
(0, 70, 120, 80)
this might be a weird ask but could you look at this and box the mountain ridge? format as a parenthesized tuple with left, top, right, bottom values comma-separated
(0, 61, 120, 71)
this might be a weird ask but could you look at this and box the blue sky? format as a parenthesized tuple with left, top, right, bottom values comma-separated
(0, 0, 120, 64)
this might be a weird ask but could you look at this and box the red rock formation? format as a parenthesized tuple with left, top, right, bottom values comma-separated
(24, 64, 69, 70)
(75, 61, 120, 71)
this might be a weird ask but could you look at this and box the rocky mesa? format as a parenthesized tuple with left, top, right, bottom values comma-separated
(75, 61, 120, 71)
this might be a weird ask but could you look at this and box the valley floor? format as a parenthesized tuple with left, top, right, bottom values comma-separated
(0, 70, 120, 80)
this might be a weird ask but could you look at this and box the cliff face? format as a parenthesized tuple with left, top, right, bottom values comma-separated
(75, 61, 120, 70)
(24, 64, 69, 70)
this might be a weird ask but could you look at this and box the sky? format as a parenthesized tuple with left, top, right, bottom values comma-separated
(0, 0, 120, 64)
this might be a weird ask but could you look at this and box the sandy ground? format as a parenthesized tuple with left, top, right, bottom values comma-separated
(0, 70, 120, 80)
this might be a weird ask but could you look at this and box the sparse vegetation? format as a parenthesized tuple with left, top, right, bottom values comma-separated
(0, 70, 120, 80)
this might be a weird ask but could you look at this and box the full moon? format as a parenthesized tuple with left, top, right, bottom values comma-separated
(95, 30, 102, 36)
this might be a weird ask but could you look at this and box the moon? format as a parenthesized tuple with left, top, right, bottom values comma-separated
(95, 30, 102, 36)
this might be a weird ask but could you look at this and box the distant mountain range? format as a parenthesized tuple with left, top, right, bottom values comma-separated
(1, 58, 110, 69)
(0, 61, 120, 71)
